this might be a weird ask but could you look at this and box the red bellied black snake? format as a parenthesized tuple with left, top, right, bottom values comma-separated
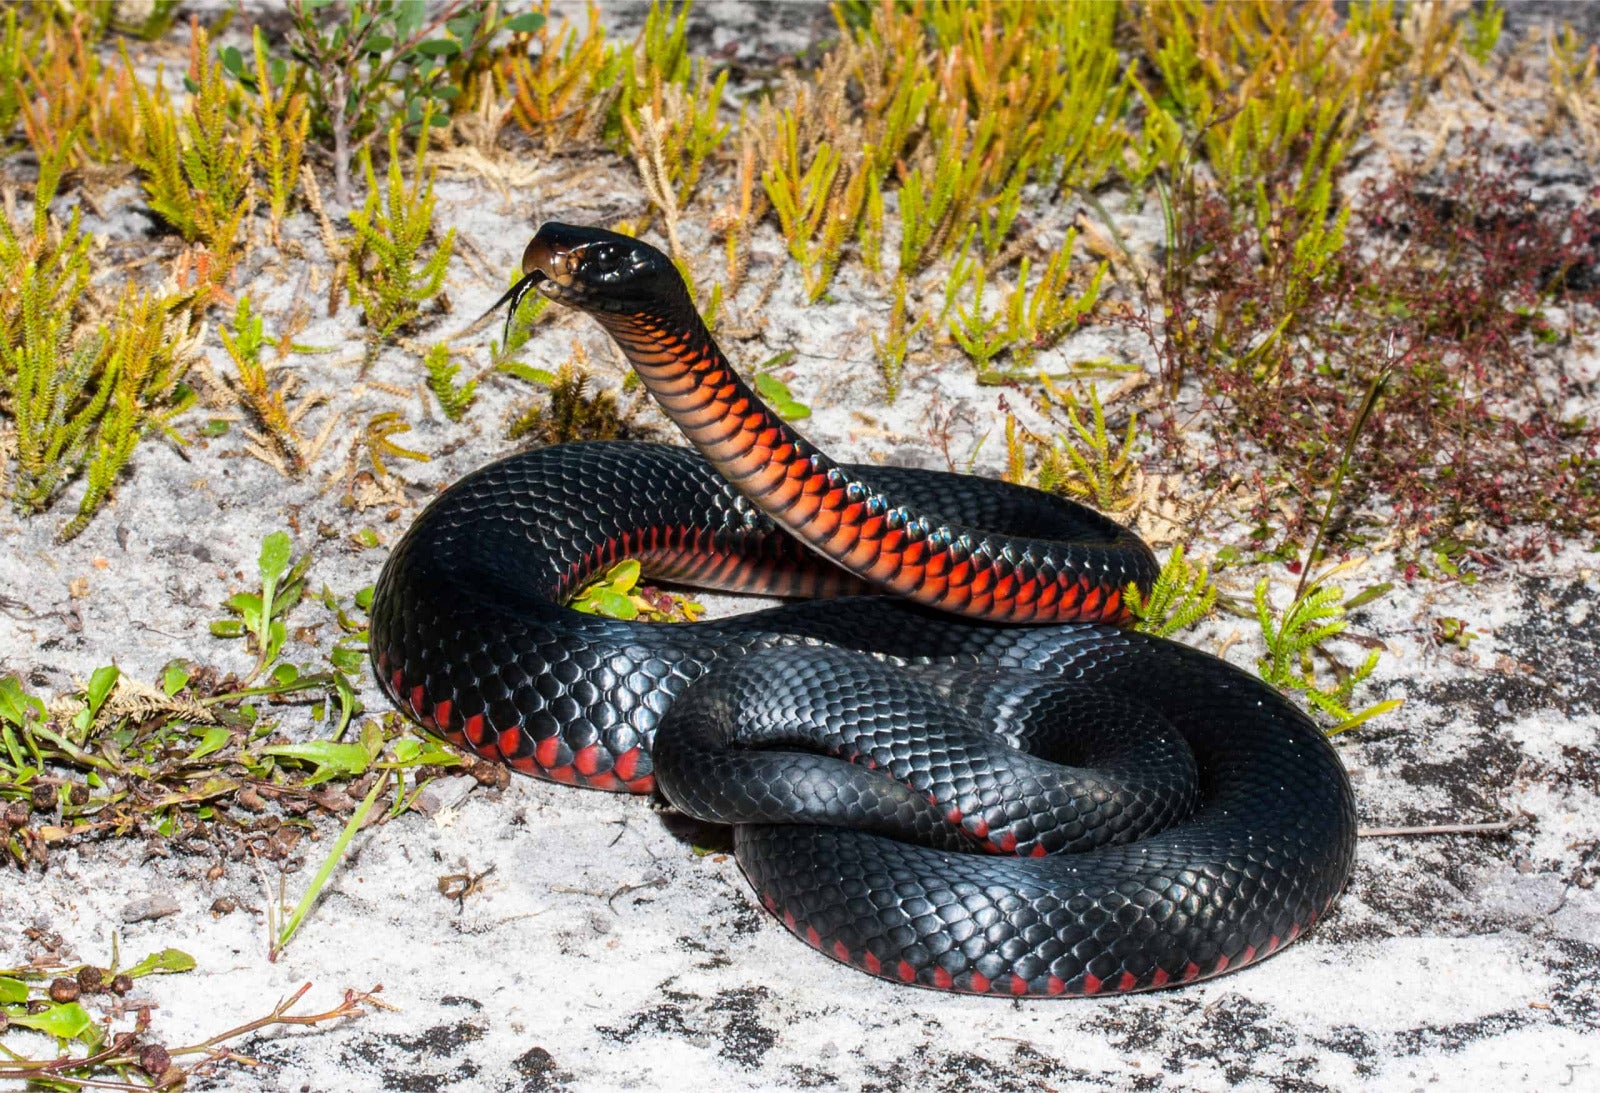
(369, 223, 1356, 995)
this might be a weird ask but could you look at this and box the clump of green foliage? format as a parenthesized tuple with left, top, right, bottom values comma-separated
(0, 142, 196, 539)
(570, 559, 704, 623)
(221, 297, 329, 477)
(503, 355, 627, 445)
(226, 26, 312, 243)
(280, 0, 540, 205)
(1255, 563, 1401, 733)
(1004, 383, 1140, 515)
(0, 529, 478, 985)
(504, 0, 619, 150)
(425, 342, 478, 421)
(1126, 545, 1218, 638)
(130, 25, 256, 288)
(620, 4, 727, 266)
(13, 15, 148, 169)
(945, 229, 1107, 378)
(345, 113, 456, 345)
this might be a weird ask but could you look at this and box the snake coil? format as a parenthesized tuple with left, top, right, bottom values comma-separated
(370, 223, 1356, 996)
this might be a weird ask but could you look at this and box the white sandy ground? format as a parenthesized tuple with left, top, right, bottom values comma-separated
(4, 4, 1600, 1091)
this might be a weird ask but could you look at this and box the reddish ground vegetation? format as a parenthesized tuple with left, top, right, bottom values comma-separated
(1152, 139, 1600, 555)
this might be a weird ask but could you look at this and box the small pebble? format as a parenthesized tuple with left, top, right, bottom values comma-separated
(412, 774, 477, 816)
(121, 894, 181, 923)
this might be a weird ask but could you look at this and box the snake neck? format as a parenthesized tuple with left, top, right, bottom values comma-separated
(592, 302, 1152, 625)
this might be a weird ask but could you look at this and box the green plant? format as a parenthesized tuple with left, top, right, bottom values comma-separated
(946, 235, 1020, 374)
(362, 411, 430, 479)
(0, 149, 196, 538)
(210, 531, 313, 687)
(3, 264, 105, 517)
(1254, 561, 1401, 732)
(268, 770, 386, 961)
(345, 113, 456, 345)
(425, 342, 478, 421)
(282, 0, 515, 205)
(129, 26, 255, 286)
(504, 0, 619, 150)
(221, 297, 329, 477)
(1463, 0, 1503, 64)
(751, 356, 811, 422)
(761, 107, 866, 303)
(1010, 384, 1140, 514)
(0, 9, 24, 136)
(59, 285, 197, 541)
(570, 559, 703, 623)
(870, 271, 926, 400)
(227, 26, 312, 244)
(1126, 545, 1218, 638)
(624, 60, 729, 265)
(503, 354, 627, 444)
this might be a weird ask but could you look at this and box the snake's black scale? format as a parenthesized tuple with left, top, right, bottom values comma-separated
(370, 224, 1357, 995)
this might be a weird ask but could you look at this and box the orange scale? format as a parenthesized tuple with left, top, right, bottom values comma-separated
(497, 727, 523, 757)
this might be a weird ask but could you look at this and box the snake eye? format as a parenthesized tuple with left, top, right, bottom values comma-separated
(587, 244, 622, 276)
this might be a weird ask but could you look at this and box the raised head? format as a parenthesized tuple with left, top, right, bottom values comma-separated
(487, 224, 688, 346)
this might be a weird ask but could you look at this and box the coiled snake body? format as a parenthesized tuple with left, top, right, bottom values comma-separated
(370, 224, 1356, 996)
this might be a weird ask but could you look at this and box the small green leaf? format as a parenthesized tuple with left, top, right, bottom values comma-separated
(1344, 582, 1394, 611)
(261, 740, 371, 785)
(1329, 698, 1404, 735)
(330, 645, 364, 674)
(607, 560, 641, 594)
(162, 662, 192, 696)
(360, 718, 385, 759)
(271, 663, 302, 687)
(222, 45, 244, 74)
(592, 589, 638, 619)
(365, 33, 394, 53)
(259, 531, 293, 586)
(497, 361, 557, 387)
(8, 1000, 94, 1039)
(86, 665, 120, 715)
(505, 11, 547, 32)
(210, 620, 246, 638)
(0, 976, 27, 1003)
(263, 619, 288, 665)
(754, 373, 811, 420)
(354, 585, 375, 610)
(189, 726, 231, 762)
(415, 38, 461, 56)
(123, 948, 197, 978)
(0, 676, 45, 728)
(227, 591, 264, 626)
(201, 418, 230, 438)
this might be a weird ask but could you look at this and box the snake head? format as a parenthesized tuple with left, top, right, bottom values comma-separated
(478, 224, 686, 347)
(520, 223, 684, 315)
